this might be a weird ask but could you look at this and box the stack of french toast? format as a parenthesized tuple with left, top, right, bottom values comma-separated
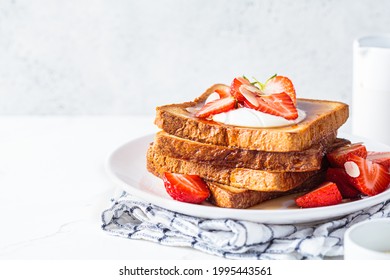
(146, 76, 351, 208)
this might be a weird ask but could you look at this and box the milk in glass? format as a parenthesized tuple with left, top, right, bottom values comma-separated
(353, 35, 390, 145)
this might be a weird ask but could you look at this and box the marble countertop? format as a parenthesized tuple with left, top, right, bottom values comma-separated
(0, 116, 221, 260)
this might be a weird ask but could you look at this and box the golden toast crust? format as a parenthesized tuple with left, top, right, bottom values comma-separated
(147, 143, 322, 192)
(153, 131, 351, 172)
(146, 144, 328, 208)
(207, 172, 326, 208)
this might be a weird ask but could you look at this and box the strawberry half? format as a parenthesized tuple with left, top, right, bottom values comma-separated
(213, 84, 232, 98)
(230, 76, 252, 102)
(344, 154, 390, 196)
(239, 84, 262, 109)
(326, 168, 361, 199)
(295, 181, 342, 208)
(326, 143, 367, 168)
(255, 92, 298, 120)
(162, 172, 210, 204)
(263, 75, 297, 105)
(367, 152, 390, 171)
(195, 96, 236, 118)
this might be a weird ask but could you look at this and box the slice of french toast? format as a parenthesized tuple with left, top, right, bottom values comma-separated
(206, 171, 326, 208)
(147, 144, 327, 208)
(155, 84, 349, 152)
(147, 143, 323, 192)
(153, 130, 351, 172)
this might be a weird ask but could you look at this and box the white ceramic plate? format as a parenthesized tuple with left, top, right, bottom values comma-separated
(105, 133, 390, 224)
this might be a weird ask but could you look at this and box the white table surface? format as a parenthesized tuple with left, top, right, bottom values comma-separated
(0, 116, 222, 260)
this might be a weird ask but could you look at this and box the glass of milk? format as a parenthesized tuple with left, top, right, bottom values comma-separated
(353, 35, 390, 145)
(344, 218, 390, 260)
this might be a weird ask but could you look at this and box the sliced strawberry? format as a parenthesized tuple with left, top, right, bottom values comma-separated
(263, 75, 296, 105)
(295, 181, 342, 208)
(162, 172, 210, 204)
(326, 143, 367, 168)
(255, 92, 298, 120)
(239, 84, 261, 108)
(195, 96, 236, 118)
(326, 168, 361, 199)
(213, 84, 232, 98)
(367, 152, 390, 171)
(230, 76, 251, 102)
(344, 154, 390, 196)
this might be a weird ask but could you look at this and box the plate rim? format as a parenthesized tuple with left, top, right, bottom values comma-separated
(105, 133, 390, 224)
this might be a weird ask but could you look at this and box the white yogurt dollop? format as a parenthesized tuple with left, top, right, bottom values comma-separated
(212, 107, 306, 128)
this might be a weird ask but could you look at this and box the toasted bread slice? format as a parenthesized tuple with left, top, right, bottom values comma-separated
(153, 131, 351, 172)
(147, 143, 323, 192)
(207, 171, 326, 208)
(146, 145, 327, 208)
(155, 84, 349, 152)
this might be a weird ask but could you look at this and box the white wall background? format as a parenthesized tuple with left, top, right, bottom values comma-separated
(0, 0, 389, 116)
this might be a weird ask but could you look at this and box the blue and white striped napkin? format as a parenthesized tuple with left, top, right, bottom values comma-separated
(101, 192, 390, 260)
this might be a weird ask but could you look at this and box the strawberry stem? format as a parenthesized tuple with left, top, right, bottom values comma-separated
(265, 73, 277, 83)
(251, 76, 264, 90)
(242, 74, 278, 91)
(242, 75, 250, 82)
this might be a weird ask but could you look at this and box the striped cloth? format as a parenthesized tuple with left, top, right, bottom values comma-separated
(101, 193, 390, 260)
